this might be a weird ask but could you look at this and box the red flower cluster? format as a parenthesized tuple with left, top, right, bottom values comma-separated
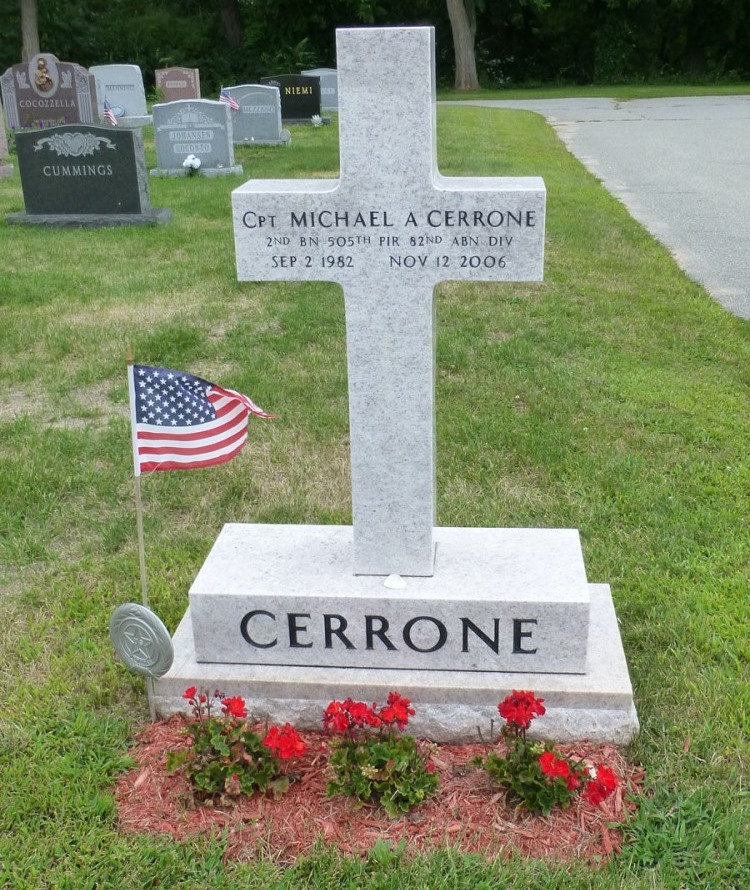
(323, 691, 415, 733)
(323, 698, 381, 732)
(379, 691, 415, 730)
(262, 724, 308, 759)
(498, 690, 546, 729)
(582, 764, 617, 805)
(221, 695, 248, 719)
(538, 750, 580, 791)
(182, 686, 207, 704)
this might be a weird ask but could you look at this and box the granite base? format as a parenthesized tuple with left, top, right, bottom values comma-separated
(150, 166, 243, 178)
(155, 584, 638, 744)
(0, 163, 13, 179)
(6, 208, 172, 227)
(103, 115, 153, 129)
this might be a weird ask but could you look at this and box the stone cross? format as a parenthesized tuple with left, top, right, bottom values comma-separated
(232, 27, 545, 577)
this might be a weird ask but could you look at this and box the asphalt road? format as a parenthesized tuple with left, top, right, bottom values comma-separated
(443, 97, 750, 319)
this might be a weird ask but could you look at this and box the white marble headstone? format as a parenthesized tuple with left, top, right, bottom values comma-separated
(90, 64, 148, 123)
(156, 26, 638, 745)
(233, 27, 545, 576)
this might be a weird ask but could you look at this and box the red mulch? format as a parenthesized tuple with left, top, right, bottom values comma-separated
(114, 715, 644, 866)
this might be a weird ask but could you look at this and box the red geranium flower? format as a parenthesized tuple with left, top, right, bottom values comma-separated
(498, 690, 546, 729)
(346, 699, 380, 728)
(582, 764, 617, 805)
(263, 724, 308, 759)
(378, 691, 415, 730)
(182, 686, 197, 700)
(323, 698, 381, 732)
(221, 695, 248, 719)
(323, 700, 350, 733)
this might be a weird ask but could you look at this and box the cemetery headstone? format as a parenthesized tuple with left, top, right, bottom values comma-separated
(260, 74, 321, 122)
(222, 84, 290, 145)
(1, 53, 97, 130)
(151, 100, 242, 176)
(7, 123, 170, 226)
(155, 67, 201, 103)
(302, 67, 338, 111)
(0, 124, 12, 179)
(154, 27, 638, 745)
(90, 64, 151, 127)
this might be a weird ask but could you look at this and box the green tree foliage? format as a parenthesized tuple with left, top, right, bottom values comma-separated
(0, 0, 747, 95)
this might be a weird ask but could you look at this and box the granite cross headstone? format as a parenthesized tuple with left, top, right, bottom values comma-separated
(156, 26, 638, 745)
(233, 27, 545, 577)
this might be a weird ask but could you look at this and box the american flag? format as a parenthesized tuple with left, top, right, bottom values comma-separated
(103, 98, 118, 126)
(219, 88, 239, 111)
(128, 365, 275, 475)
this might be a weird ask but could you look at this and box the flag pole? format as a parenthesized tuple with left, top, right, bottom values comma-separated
(126, 350, 156, 722)
(126, 349, 150, 610)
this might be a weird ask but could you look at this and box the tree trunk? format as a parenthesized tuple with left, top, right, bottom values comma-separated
(446, 0, 479, 90)
(21, 0, 40, 61)
(217, 0, 244, 50)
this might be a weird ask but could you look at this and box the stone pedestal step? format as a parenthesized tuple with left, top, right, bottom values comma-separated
(155, 584, 638, 745)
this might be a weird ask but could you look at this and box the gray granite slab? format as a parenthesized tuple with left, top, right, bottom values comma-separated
(189, 524, 590, 674)
(302, 68, 338, 111)
(222, 84, 289, 145)
(10, 124, 169, 225)
(155, 584, 638, 744)
(233, 28, 545, 577)
(0, 124, 10, 178)
(151, 99, 241, 176)
(90, 64, 148, 121)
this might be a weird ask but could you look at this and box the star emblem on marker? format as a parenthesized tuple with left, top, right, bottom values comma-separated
(121, 621, 156, 665)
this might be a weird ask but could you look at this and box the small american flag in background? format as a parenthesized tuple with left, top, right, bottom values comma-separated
(128, 365, 275, 475)
(219, 88, 239, 110)
(103, 98, 118, 126)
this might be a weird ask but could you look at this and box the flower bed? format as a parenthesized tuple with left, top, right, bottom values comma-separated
(113, 690, 644, 865)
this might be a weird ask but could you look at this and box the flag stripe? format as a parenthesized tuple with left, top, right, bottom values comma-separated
(139, 439, 247, 473)
(137, 422, 247, 457)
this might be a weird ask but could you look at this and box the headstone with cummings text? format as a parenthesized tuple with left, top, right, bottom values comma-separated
(7, 124, 170, 226)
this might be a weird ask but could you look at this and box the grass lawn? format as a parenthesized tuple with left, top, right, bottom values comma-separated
(438, 82, 750, 101)
(0, 103, 748, 888)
